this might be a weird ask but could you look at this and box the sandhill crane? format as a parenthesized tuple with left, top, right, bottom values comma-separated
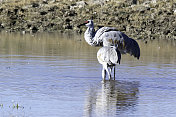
(78, 20, 140, 59)
(97, 46, 121, 81)
(78, 20, 140, 80)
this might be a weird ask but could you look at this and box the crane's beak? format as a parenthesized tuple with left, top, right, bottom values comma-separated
(77, 21, 89, 28)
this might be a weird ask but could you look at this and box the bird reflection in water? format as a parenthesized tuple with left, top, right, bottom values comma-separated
(83, 80, 139, 117)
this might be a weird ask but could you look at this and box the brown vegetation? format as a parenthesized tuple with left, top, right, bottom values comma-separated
(0, 0, 175, 40)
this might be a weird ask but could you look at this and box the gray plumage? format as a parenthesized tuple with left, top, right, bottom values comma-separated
(94, 28, 140, 59)
(78, 20, 140, 81)
(97, 46, 121, 81)
(79, 20, 140, 59)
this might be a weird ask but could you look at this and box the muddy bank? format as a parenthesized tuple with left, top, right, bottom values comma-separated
(0, 0, 175, 40)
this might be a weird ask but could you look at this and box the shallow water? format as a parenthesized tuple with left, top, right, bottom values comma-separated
(0, 31, 175, 117)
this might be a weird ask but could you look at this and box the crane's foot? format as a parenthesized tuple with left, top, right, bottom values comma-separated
(108, 75, 112, 81)
(101, 79, 106, 83)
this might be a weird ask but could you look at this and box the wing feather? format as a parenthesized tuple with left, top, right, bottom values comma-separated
(93, 27, 117, 45)
(120, 32, 140, 59)
(94, 27, 140, 59)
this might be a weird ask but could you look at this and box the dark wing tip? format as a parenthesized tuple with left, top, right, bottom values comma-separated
(124, 37, 140, 60)
(132, 39, 140, 60)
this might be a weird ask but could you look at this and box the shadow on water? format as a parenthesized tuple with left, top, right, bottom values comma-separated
(84, 80, 139, 117)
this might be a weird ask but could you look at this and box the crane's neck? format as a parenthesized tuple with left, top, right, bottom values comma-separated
(84, 27, 96, 46)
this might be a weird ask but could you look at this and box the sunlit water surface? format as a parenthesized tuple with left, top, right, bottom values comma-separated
(0, 32, 175, 117)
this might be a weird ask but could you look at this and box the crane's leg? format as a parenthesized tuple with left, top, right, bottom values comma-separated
(103, 63, 111, 80)
(113, 66, 115, 80)
(102, 67, 106, 82)
(110, 66, 113, 80)
(109, 67, 112, 76)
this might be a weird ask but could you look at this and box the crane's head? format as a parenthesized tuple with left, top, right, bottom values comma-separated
(77, 20, 94, 28)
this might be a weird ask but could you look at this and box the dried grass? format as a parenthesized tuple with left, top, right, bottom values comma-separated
(0, 0, 41, 6)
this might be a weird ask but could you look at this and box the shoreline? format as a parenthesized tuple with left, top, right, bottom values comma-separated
(0, 0, 175, 40)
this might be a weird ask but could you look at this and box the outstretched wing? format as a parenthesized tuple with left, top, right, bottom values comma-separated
(94, 27, 140, 59)
(123, 37, 140, 59)
(116, 32, 140, 59)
